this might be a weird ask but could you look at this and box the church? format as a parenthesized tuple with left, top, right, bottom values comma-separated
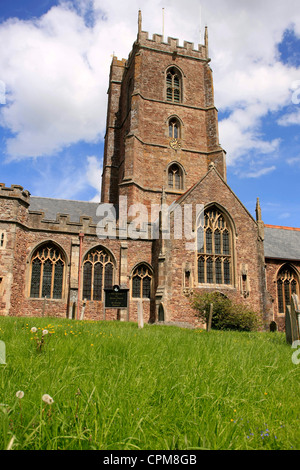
(1, 12, 300, 330)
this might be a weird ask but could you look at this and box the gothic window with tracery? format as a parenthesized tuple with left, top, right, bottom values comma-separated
(30, 242, 65, 299)
(169, 118, 180, 139)
(132, 264, 152, 299)
(168, 163, 183, 190)
(166, 67, 182, 103)
(197, 208, 232, 285)
(277, 265, 299, 313)
(82, 247, 114, 301)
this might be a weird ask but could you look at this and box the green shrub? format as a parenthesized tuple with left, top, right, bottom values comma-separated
(192, 291, 261, 332)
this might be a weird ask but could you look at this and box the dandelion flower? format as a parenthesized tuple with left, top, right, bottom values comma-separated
(42, 394, 54, 405)
(42, 329, 48, 336)
(30, 327, 37, 333)
(16, 391, 24, 399)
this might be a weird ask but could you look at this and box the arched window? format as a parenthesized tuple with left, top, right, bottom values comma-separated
(166, 67, 182, 103)
(132, 264, 152, 299)
(30, 242, 65, 299)
(82, 247, 114, 301)
(168, 163, 183, 190)
(197, 207, 232, 285)
(277, 265, 299, 314)
(169, 117, 181, 139)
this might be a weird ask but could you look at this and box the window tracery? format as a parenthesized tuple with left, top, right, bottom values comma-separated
(197, 208, 232, 285)
(277, 265, 299, 313)
(30, 243, 65, 299)
(166, 67, 182, 103)
(132, 264, 152, 299)
(82, 247, 114, 301)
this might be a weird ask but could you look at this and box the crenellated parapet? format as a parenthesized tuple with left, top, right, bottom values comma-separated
(28, 210, 98, 234)
(0, 183, 30, 206)
(136, 30, 208, 61)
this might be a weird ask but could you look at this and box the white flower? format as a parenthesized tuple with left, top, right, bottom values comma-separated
(30, 327, 37, 333)
(42, 329, 48, 336)
(42, 394, 54, 405)
(16, 391, 24, 399)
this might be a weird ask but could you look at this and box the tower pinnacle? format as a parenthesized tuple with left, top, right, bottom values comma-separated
(138, 10, 142, 41)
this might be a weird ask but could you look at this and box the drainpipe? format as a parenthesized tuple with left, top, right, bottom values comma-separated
(77, 232, 84, 320)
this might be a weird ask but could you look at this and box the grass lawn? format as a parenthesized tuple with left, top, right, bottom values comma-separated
(0, 316, 299, 450)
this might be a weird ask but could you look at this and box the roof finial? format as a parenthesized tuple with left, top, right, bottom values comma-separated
(138, 10, 142, 41)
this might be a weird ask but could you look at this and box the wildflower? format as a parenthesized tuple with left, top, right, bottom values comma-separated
(16, 391, 24, 399)
(42, 329, 48, 336)
(31, 327, 37, 333)
(42, 394, 54, 405)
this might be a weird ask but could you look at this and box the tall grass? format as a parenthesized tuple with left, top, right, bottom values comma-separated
(0, 317, 299, 450)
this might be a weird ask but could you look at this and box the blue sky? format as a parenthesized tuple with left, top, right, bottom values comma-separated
(0, 0, 300, 226)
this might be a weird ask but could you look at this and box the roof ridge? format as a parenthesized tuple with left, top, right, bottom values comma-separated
(265, 224, 300, 232)
(31, 196, 99, 204)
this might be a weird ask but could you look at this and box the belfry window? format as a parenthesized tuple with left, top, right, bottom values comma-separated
(168, 163, 183, 190)
(30, 242, 65, 299)
(132, 264, 152, 299)
(197, 208, 232, 285)
(277, 265, 299, 314)
(166, 67, 182, 103)
(82, 247, 114, 301)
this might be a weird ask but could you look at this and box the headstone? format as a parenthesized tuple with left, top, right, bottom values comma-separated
(269, 321, 277, 332)
(292, 294, 300, 337)
(80, 299, 87, 321)
(138, 300, 144, 329)
(206, 303, 213, 332)
(0, 341, 6, 365)
(285, 294, 300, 345)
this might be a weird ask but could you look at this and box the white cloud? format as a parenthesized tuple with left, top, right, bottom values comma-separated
(86, 155, 102, 201)
(0, 0, 300, 171)
(278, 108, 300, 126)
(237, 165, 276, 179)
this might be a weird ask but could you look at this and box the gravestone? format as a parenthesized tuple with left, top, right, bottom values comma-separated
(269, 321, 277, 332)
(0, 341, 6, 364)
(292, 294, 300, 337)
(138, 300, 144, 329)
(285, 294, 300, 345)
(206, 303, 213, 332)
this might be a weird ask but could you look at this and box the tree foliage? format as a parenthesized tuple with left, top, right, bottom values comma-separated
(192, 291, 262, 332)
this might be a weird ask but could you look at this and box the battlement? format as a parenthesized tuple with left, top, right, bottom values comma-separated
(137, 30, 208, 60)
(0, 183, 30, 205)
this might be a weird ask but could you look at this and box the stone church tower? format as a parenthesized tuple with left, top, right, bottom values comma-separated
(101, 11, 226, 210)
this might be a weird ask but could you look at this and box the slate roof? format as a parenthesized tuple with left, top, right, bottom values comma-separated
(29, 196, 100, 224)
(264, 225, 300, 261)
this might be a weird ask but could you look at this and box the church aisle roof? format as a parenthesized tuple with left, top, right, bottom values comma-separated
(264, 225, 300, 260)
(30, 196, 100, 224)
